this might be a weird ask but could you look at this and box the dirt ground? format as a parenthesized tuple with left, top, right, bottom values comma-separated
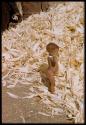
(2, 85, 74, 123)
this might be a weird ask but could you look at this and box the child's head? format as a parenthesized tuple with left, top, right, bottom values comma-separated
(46, 43, 59, 56)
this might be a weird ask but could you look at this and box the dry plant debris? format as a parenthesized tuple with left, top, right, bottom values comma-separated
(2, 2, 84, 123)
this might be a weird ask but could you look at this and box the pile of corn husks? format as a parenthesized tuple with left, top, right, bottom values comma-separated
(2, 2, 84, 123)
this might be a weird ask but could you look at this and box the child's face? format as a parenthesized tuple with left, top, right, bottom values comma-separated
(49, 50, 59, 56)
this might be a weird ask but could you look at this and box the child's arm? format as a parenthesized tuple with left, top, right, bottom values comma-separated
(48, 56, 55, 67)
